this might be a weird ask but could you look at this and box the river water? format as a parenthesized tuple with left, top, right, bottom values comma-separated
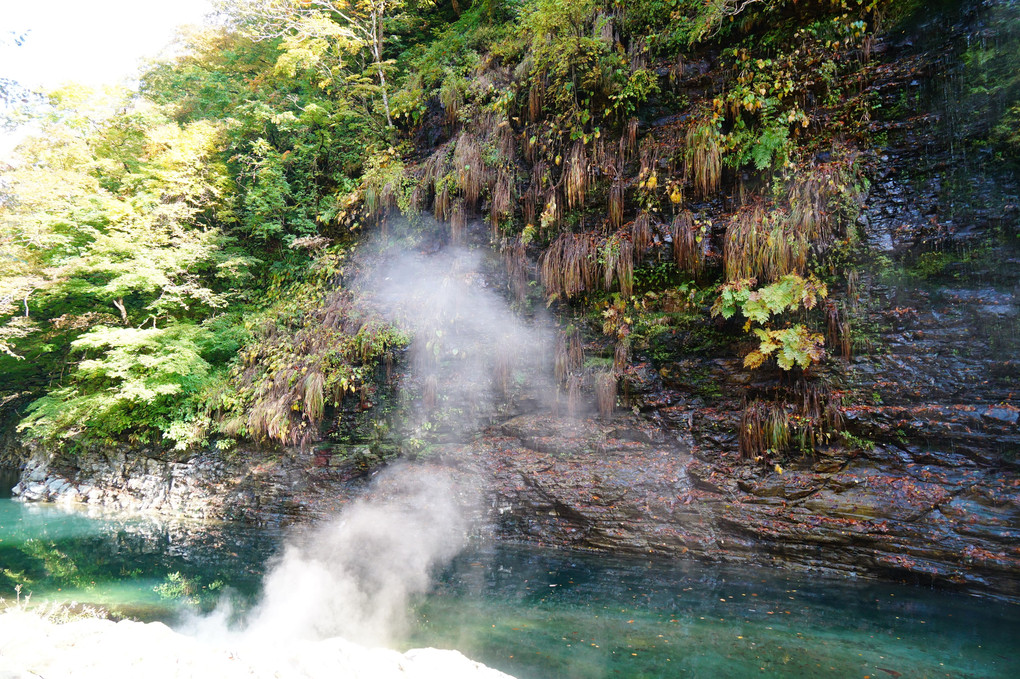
(0, 498, 1016, 678)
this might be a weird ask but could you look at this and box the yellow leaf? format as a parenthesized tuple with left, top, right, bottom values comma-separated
(743, 351, 765, 369)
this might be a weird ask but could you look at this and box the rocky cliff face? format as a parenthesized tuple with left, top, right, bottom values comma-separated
(9, 445, 360, 524)
(470, 3, 1019, 601)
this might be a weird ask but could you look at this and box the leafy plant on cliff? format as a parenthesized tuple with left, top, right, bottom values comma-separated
(712, 274, 828, 370)
(225, 245, 409, 448)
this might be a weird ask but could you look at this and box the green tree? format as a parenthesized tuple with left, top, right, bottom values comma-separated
(1, 85, 254, 448)
(226, 0, 409, 128)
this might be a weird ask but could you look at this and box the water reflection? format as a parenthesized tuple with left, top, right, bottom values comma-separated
(0, 499, 278, 619)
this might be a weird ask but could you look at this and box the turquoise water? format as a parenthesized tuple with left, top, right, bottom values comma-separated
(411, 547, 1019, 678)
(0, 498, 277, 618)
(1, 498, 1017, 678)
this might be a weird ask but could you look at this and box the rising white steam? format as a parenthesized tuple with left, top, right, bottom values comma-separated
(359, 244, 561, 426)
(182, 239, 547, 666)
(242, 466, 472, 646)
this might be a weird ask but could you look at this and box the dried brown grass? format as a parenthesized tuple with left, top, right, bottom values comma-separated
(523, 184, 538, 227)
(363, 177, 396, 224)
(567, 327, 584, 374)
(614, 339, 630, 372)
(631, 211, 652, 261)
(595, 371, 617, 418)
(454, 131, 487, 209)
(434, 181, 451, 221)
(638, 140, 658, 181)
(439, 79, 463, 126)
(565, 141, 588, 210)
(670, 209, 702, 274)
(523, 126, 538, 165)
(237, 288, 404, 449)
(501, 236, 530, 302)
(491, 168, 514, 226)
(786, 157, 860, 248)
(301, 370, 326, 422)
(608, 178, 624, 230)
(541, 187, 562, 229)
(685, 119, 722, 197)
(554, 333, 569, 384)
(740, 400, 790, 460)
(409, 182, 427, 213)
(620, 117, 639, 162)
(528, 74, 546, 123)
(417, 143, 452, 214)
(601, 237, 620, 291)
(494, 116, 517, 162)
(594, 138, 615, 175)
(566, 374, 583, 419)
(723, 202, 809, 282)
(540, 233, 596, 299)
(615, 237, 634, 298)
(825, 301, 852, 360)
(740, 382, 844, 460)
(541, 231, 635, 299)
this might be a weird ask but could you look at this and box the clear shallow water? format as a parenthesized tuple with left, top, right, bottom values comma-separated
(0, 498, 278, 618)
(1, 498, 1017, 678)
(410, 547, 1020, 679)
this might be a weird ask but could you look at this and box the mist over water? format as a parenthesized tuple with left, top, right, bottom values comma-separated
(244, 466, 472, 646)
(188, 238, 553, 648)
(183, 464, 476, 648)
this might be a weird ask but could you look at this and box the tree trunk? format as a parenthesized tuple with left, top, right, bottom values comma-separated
(113, 298, 128, 325)
(371, 10, 394, 128)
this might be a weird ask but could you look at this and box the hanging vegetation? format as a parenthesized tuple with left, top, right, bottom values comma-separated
(631, 211, 653, 261)
(595, 371, 617, 418)
(723, 202, 810, 282)
(670, 210, 703, 274)
(540, 233, 597, 300)
(565, 141, 588, 210)
(0, 0, 906, 457)
(740, 382, 844, 461)
(686, 118, 723, 197)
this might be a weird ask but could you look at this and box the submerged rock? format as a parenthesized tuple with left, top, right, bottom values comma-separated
(0, 612, 514, 679)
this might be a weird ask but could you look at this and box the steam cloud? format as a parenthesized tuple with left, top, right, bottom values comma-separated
(360, 244, 561, 429)
(188, 237, 558, 649)
(186, 465, 473, 647)
(246, 466, 471, 645)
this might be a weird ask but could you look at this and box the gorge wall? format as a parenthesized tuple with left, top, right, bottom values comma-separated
(4, 0, 1018, 602)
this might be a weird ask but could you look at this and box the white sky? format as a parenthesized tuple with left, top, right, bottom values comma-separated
(1, 0, 215, 160)
(1, 0, 215, 90)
